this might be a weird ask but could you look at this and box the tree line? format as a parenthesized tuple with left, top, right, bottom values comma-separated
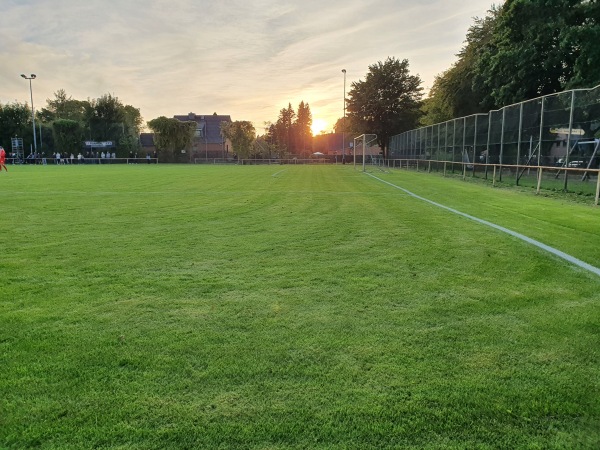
(421, 0, 600, 124)
(0, 89, 143, 157)
(2, 0, 597, 160)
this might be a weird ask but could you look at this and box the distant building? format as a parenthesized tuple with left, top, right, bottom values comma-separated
(174, 112, 232, 160)
(140, 133, 156, 155)
(140, 112, 233, 161)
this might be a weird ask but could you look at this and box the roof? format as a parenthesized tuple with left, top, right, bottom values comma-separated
(173, 112, 233, 144)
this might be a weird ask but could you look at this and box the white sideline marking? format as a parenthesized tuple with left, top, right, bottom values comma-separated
(271, 169, 287, 178)
(367, 173, 600, 278)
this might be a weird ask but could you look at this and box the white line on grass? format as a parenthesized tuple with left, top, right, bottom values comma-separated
(271, 169, 287, 178)
(368, 173, 600, 278)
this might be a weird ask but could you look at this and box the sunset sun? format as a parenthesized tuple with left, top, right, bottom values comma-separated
(311, 118, 328, 136)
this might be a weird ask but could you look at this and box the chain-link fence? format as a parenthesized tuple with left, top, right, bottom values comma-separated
(389, 85, 600, 199)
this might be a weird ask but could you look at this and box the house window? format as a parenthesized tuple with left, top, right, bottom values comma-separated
(196, 123, 205, 138)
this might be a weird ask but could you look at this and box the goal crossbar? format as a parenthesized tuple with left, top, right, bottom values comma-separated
(353, 134, 378, 171)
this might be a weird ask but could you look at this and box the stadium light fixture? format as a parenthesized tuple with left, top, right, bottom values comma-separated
(21, 73, 37, 153)
(342, 69, 346, 163)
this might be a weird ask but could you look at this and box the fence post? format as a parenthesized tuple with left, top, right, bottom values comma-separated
(499, 108, 505, 182)
(595, 170, 600, 206)
(444, 161, 447, 177)
(563, 90, 576, 191)
(452, 120, 457, 173)
(516, 103, 523, 185)
(473, 115, 478, 177)
(537, 166, 543, 194)
(538, 97, 545, 167)
(437, 123, 441, 159)
(485, 111, 491, 180)
(493, 165, 497, 186)
(462, 116, 466, 172)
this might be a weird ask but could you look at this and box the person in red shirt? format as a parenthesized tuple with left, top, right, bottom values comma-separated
(0, 146, 7, 172)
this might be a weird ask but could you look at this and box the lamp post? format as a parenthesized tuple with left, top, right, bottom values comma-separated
(342, 69, 346, 163)
(21, 73, 37, 153)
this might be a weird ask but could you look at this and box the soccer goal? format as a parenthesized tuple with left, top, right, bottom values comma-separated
(353, 134, 378, 172)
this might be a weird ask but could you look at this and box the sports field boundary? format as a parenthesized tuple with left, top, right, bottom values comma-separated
(367, 172, 600, 278)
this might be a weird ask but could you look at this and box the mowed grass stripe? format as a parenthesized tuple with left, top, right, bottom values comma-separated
(1, 165, 599, 449)
(369, 167, 600, 269)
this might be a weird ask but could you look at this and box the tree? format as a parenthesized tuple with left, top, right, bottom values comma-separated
(263, 122, 286, 158)
(273, 103, 296, 154)
(0, 102, 31, 151)
(119, 105, 143, 155)
(147, 116, 196, 162)
(88, 94, 125, 143)
(472, 0, 600, 108)
(39, 89, 89, 123)
(421, 9, 500, 125)
(52, 119, 83, 154)
(220, 121, 256, 160)
(346, 57, 423, 158)
(295, 101, 313, 156)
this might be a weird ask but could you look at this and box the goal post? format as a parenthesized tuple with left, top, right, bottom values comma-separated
(353, 134, 378, 172)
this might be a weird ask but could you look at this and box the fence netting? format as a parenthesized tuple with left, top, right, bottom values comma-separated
(389, 85, 600, 196)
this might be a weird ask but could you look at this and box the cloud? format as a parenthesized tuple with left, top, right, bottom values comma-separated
(0, 0, 500, 131)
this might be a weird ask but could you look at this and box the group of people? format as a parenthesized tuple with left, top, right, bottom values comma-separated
(54, 152, 86, 164)
(0, 147, 159, 167)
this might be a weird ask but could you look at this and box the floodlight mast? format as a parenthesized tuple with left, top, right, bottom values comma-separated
(21, 73, 37, 153)
(342, 69, 346, 164)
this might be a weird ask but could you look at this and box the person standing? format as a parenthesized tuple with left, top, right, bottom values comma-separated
(0, 146, 7, 172)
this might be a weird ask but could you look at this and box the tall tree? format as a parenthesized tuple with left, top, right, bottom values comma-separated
(421, 9, 500, 125)
(273, 103, 296, 154)
(88, 94, 125, 142)
(52, 119, 83, 154)
(147, 116, 196, 162)
(294, 101, 313, 156)
(39, 89, 89, 123)
(220, 121, 256, 160)
(473, 0, 600, 108)
(346, 57, 423, 158)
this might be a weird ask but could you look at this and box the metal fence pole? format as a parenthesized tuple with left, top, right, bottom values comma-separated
(437, 123, 441, 159)
(452, 120, 457, 173)
(499, 108, 505, 182)
(516, 103, 523, 185)
(486, 112, 491, 179)
(462, 116, 466, 170)
(445, 121, 449, 162)
(538, 97, 544, 167)
(563, 90, 576, 191)
(473, 115, 478, 177)
(596, 170, 600, 205)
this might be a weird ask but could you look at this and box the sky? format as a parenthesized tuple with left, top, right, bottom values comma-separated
(1, 0, 499, 135)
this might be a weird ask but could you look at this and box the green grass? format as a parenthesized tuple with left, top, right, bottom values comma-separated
(1, 164, 599, 449)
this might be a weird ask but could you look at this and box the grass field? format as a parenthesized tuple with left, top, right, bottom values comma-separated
(1, 164, 599, 449)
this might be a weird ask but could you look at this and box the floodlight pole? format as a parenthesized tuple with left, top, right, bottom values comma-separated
(21, 73, 37, 153)
(342, 69, 346, 164)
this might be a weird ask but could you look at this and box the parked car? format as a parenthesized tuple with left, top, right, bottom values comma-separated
(567, 160, 585, 168)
